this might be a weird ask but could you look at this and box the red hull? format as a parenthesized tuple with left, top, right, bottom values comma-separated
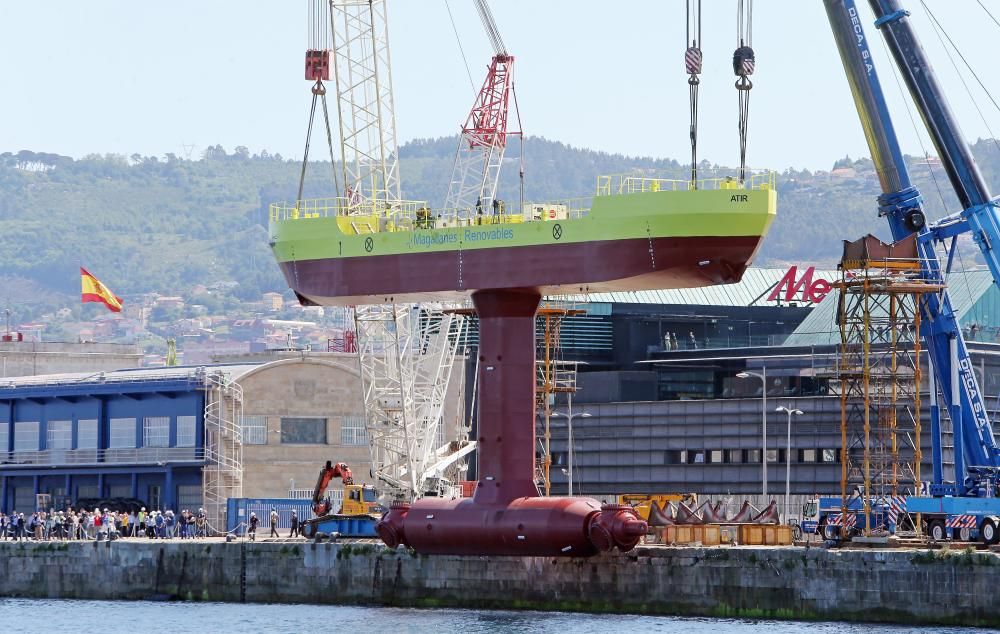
(280, 235, 760, 305)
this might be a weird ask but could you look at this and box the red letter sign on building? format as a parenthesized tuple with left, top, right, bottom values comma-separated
(767, 266, 832, 304)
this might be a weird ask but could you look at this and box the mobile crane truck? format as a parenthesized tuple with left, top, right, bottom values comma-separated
(805, 0, 1000, 543)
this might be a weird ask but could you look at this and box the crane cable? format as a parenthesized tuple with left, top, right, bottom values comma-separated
(686, 0, 703, 189)
(297, 1, 340, 206)
(734, 0, 755, 185)
(920, 0, 1000, 157)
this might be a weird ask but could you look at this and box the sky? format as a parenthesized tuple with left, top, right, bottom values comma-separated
(1, 1, 999, 172)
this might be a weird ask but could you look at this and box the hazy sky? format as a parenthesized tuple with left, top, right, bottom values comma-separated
(2, 1, 999, 171)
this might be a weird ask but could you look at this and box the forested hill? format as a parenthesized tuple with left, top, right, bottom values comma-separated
(2, 137, 999, 317)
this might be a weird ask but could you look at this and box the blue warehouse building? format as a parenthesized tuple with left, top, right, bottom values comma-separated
(0, 366, 250, 517)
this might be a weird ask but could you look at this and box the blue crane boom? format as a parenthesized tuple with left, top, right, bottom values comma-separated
(824, 0, 1000, 496)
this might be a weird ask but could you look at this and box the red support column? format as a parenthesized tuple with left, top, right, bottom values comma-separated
(471, 288, 540, 504)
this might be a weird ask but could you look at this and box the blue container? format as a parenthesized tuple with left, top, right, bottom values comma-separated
(226, 498, 314, 534)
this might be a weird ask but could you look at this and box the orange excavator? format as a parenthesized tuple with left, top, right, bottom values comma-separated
(311, 460, 354, 516)
(302, 460, 383, 538)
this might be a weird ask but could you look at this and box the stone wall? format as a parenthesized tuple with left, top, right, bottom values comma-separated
(1, 541, 998, 627)
(0, 341, 142, 378)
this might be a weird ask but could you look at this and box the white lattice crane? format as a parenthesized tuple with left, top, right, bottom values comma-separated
(443, 0, 522, 216)
(323, 0, 473, 499)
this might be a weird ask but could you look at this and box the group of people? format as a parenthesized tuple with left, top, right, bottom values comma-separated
(663, 331, 702, 350)
(0, 507, 210, 541)
(246, 507, 299, 541)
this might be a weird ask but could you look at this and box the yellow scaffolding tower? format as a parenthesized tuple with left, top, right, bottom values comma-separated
(536, 304, 585, 496)
(836, 235, 937, 537)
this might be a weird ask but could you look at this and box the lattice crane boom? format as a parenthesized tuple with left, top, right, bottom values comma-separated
(443, 0, 521, 215)
(330, 0, 401, 211)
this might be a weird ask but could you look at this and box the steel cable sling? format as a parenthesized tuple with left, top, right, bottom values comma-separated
(297, 0, 341, 209)
(734, 0, 755, 185)
(686, 0, 703, 189)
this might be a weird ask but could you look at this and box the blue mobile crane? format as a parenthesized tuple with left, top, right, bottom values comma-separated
(812, 0, 1000, 544)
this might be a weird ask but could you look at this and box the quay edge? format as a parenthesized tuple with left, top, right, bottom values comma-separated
(0, 541, 999, 627)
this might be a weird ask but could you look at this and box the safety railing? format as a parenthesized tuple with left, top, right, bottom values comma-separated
(269, 197, 431, 224)
(271, 170, 775, 234)
(0, 447, 205, 467)
(596, 169, 776, 196)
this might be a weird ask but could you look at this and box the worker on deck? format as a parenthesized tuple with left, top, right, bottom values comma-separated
(269, 508, 280, 538)
(289, 510, 299, 538)
(248, 512, 258, 542)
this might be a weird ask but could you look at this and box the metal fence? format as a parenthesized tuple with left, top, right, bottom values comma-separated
(226, 498, 315, 534)
(0, 447, 204, 467)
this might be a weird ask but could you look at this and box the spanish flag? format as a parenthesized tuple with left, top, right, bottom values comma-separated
(80, 267, 123, 313)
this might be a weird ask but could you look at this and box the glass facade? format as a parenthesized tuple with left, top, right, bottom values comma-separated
(281, 417, 327, 444)
(77, 419, 98, 449)
(176, 415, 197, 447)
(109, 418, 136, 449)
(143, 417, 170, 448)
(46, 420, 72, 450)
(13, 422, 39, 452)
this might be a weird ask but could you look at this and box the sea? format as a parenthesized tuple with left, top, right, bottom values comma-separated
(0, 600, 990, 633)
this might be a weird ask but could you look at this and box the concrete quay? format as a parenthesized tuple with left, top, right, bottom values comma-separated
(0, 540, 998, 627)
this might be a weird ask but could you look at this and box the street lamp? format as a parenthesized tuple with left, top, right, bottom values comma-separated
(776, 405, 803, 523)
(737, 368, 768, 498)
(552, 393, 591, 497)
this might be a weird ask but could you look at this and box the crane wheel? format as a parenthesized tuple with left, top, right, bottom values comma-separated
(981, 517, 1000, 545)
(928, 520, 946, 542)
(302, 522, 316, 539)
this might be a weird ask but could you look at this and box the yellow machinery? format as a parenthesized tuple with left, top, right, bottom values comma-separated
(617, 493, 697, 522)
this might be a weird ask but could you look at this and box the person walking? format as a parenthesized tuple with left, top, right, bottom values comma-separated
(138, 507, 146, 537)
(248, 512, 258, 542)
(289, 510, 299, 538)
(269, 508, 280, 538)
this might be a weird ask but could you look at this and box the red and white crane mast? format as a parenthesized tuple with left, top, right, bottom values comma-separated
(443, 0, 522, 216)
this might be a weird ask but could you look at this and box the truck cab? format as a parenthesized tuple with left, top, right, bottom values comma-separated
(341, 484, 382, 516)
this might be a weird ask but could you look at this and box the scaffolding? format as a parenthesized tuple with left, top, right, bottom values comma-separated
(535, 304, 585, 495)
(202, 369, 243, 534)
(836, 235, 938, 537)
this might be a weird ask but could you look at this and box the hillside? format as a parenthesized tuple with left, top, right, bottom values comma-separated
(2, 137, 999, 319)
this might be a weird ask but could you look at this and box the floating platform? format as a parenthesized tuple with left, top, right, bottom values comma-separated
(269, 173, 777, 306)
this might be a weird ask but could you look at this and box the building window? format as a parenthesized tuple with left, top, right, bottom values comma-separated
(77, 419, 98, 449)
(709, 450, 723, 464)
(746, 449, 762, 463)
(340, 415, 367, 446)
(0, 422, 8, 453)
(665, 450, 686, 464)
(800, 449, 817, 463)
(13, 422, 39, 452)
(46, 420, 72, 450)
(242, 415, 267, 445)
(109, 418, 136, 449)
(281, 417, 327, 444)
(143, 417, 170, 448)
(177, 485, 202, 510)
(766, 449, 779, 464)
(688, 451, 705, 464)
(727, 449, 743, 464)
(176, 416, 197, 447)
(821, 448, 837, 463)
